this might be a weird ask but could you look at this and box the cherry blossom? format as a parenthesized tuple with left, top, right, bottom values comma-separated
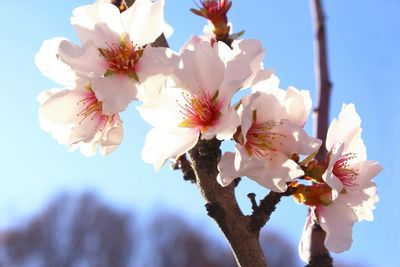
(217, 71, 321, 192)
(138, 41, 257, 170)
(41, 0, 178, 115)
(298, 104, 382, 259)
(38, 81, 123, 156)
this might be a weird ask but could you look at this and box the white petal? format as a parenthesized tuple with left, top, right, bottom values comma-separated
(267, 120, 321, 156)
(71, 2, 122, 46)
(252, 70, 280, 92)
(175, 41, 225, 96)
(298, 212, 314, 263)
(202, 107, 240, 141)
(284, 86, 312, 127)
(136, 46, 179, 98)
(59, 40, 106, 78)
(39, 87, 87, 125)
(217, 152, 239, 186)
(35, 38, 77, 86)
(318, 200, 358, 253)
(142, 127, 198, 171)
(235, 145, 303, 192)
(92, 75, 138, 115)
(122, 0, 165, 46)
(137, 87, 184, 128)
(326, 103, 361, 151)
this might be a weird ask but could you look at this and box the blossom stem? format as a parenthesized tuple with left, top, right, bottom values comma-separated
(309, 0, 333, 266)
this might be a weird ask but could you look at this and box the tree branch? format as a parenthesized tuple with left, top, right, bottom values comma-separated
(188, 139, 267, 267)
(248, 186, 294, 232)
(309, 0, 333, 266)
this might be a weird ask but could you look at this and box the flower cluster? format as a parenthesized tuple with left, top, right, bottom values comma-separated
(36, 0, 382, 261)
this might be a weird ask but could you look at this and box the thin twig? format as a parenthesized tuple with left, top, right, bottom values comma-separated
(309, 0, 333, 266)
(248, 186, 295, 232)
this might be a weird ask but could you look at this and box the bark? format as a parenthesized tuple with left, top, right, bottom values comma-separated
(309, 0, 333, 266)
(188, 138, 267, 267)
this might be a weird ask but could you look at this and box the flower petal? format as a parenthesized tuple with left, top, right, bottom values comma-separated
(35, 38, 77, 86)
(71, 1, 122, 46)
(175, 41, 225, 96)
(92, 75, 138, 115)
(59, 40, 106, 78)
(235, 145, 303, 192)
(142, 127, 198, 171)
(122, 0, 165, 46)
(217, 152, 239, 186)
(318, 200, 358, 253)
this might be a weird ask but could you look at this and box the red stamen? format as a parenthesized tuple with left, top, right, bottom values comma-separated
(178, 90, 221, 131)
(245, 121, 285, 158)
(332, 153, 359, 187)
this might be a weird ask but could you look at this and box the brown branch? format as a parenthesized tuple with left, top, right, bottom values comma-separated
(188, 139, 267, 267)
(309, 0, 333, 266)
(248, 186, 295, 232)
(172, 154, 197, 183)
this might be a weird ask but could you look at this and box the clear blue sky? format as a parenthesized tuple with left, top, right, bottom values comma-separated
(0, 1, 399, 266)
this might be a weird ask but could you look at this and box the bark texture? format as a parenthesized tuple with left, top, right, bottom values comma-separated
(188, 139, 267, 267)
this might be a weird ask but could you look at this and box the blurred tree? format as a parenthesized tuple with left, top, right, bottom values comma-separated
(0, 193, 133, 267)
(0, 193, 371, 267)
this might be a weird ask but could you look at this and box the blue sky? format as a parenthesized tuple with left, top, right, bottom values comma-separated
(0, 0, 399, 266)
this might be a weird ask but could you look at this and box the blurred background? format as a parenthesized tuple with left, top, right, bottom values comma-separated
(0, 0, 398, 266)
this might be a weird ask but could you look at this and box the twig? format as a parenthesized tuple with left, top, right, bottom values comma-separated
(309, 0, 333, 266)
(248, 186, 295, 232)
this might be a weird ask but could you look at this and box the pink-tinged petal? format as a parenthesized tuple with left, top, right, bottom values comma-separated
(318, 200, 358, 253)
(249, 91, 287, 123)
(323, 144, 345, 199)
(298, 212, 314, 263)
(326, 103, 361, 152)
(136, 46, 179, 98)
(252, 70, 280, 93)
(39, 88, 87, 125)
(231, 39, 265, 87)
(180, 35, 208, 52)
(38, 89, 74, 145)
(99, 118, 124, 155)
(71, 2, 122, 46)
(350, 160, 382, 190)
(217, 152, 239, 186)
(92, 75, 138, 115)
(202, 106, 240, 140)
(284, 87, 312, 127)
(35, 38, 77, 86)
(273, 120, 322, 156)
(122, 0, 165, 46)
(219, 58, 252, 101)
(338, 188, 377, 222)
(235, 145, 303, 192)
(59, 40, 106, 78)
(175, 41, 225, 96)
(142, 127, 198, 171)
(69, 111, 102, 144)
(137, 87, 184, 128)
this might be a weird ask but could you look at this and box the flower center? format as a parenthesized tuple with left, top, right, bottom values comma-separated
(76, 86, 114, 132)
(244, 121, 286, 158)
(332, 153, 359, 187)
(99, 39, 143, 80)
(178, 90, 221, 131)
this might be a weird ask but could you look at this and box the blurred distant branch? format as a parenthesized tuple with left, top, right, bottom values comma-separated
(309, 0, 333, 266)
